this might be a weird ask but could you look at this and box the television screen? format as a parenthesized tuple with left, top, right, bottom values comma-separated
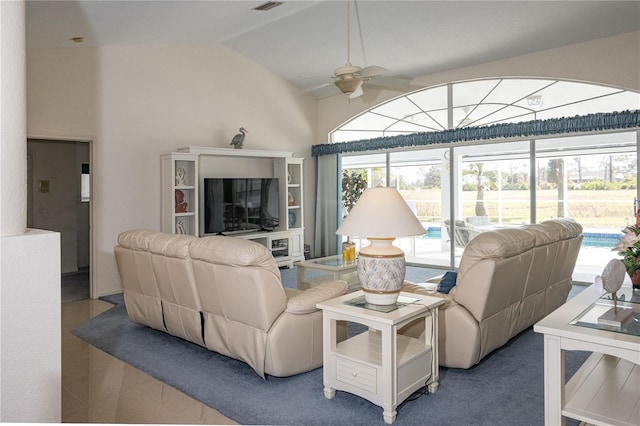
(203, 178, 279, 235)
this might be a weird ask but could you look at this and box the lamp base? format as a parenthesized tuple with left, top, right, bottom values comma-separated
(357, 238, 406, 305)
(361, 288, 402, 305)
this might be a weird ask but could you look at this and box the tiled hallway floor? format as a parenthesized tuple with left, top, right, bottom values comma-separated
(61, 298, 237, 424)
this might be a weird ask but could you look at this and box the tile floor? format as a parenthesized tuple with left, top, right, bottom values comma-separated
(62, 298, 237, 424)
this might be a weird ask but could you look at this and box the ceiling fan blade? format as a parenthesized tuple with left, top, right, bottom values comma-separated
(368, 75, 412, 90)
(299, 82, 332, 94)
(358, 65, 387, 78)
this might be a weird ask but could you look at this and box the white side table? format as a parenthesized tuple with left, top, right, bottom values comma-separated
(534, 285, 640, 426)
(317, 291, 444, 424)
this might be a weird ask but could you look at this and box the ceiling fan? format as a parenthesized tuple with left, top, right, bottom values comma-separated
(306, 0, 411, 99)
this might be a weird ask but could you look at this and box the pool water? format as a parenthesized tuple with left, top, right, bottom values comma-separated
(421, 227, 621, 248)
(581, 232, 622, 248)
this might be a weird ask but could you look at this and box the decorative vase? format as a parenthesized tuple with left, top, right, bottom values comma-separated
(357, 238, 406, 305)
(288, 210, 296, 227)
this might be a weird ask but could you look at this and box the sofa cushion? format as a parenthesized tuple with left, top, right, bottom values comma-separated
(117, 229, 158, 251)
(438, 271, 457, 294)
(189, 235, 279, 274)
(148, 232, 196, 258)
(286, 280, 348, 314)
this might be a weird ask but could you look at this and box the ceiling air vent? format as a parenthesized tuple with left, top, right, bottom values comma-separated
(252, 2, 283, 12)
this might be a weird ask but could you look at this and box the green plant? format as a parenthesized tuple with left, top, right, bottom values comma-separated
(342, 170, 368, 214)
(614, 224, 640, 277)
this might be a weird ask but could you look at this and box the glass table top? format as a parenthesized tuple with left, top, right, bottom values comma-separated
(343, 295, 421, 313)
(304, 255, 357, 269)
(571, 289, 640, 337)
(599, 287, 640, 305)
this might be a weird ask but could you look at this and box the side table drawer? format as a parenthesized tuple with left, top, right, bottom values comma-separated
(336, 356, 377, 393)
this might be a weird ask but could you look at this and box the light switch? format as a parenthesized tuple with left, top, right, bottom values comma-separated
(38, 180, 50, 193)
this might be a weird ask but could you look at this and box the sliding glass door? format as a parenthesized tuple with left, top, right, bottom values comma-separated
(340, 131, 638, 282)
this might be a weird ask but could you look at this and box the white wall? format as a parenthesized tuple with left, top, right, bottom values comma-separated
(27, 43, 317, 296)
(1, 230, 61, 422)
(1, 1, 61, 421)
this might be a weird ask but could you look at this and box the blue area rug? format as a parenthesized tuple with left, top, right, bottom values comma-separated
(75, 267, 588, 425)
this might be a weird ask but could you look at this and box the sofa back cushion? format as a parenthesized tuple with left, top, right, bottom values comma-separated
(114, 230, 165, 331)
(189, 235, 286, 377)
(514, 223, 559, 333)
(540, 219, 583, 313)
(455, 228, 536, 322)
(147, 232, 204, 345)
(455, 228, 536, 359)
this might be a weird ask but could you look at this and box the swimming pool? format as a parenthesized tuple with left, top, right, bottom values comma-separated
(421, 227, 621, 248)
(581, 232, 622, 248)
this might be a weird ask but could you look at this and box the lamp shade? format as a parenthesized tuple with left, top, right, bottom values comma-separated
(336, 187, 424, 238)
(336, 187, 425, 305)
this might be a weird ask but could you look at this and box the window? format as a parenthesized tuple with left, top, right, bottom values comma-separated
(81, 163, 90, 202)
(334, 78, 640, 282)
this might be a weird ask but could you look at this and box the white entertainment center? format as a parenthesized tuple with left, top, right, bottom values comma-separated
(161, 147, 305, 267)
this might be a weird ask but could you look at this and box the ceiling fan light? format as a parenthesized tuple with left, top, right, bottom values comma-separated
(335, 78, 363, 95)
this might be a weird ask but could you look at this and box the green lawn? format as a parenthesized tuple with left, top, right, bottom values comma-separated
(401, 189, 636, 228)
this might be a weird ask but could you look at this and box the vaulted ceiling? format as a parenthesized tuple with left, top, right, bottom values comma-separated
(26, 1, 640, 98)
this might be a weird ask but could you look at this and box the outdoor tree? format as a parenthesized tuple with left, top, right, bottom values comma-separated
(573, 157, 582, 183)
(463, 163, 491, 217)
(419, 165, 441, 189)
(546, 158, 565, 217)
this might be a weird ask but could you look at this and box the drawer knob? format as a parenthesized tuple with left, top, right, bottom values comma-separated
(352, 371, 357, 377)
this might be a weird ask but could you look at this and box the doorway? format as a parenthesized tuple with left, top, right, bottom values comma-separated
(27, 139, 91, 301)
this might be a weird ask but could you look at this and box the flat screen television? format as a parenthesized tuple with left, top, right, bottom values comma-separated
(202, 178, 279, 235)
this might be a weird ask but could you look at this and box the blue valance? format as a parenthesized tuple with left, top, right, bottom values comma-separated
(312, 110, 640, 157)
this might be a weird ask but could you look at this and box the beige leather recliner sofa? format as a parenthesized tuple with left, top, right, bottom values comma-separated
(401, 218, 583, 369)
(114, 230, 348, 378)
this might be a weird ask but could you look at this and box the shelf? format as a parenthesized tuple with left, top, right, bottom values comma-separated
(178, 146, 293, 159)
(564, 353, 639, 425)
(163, 150, 303, 260)
(336, 330, 430, 367)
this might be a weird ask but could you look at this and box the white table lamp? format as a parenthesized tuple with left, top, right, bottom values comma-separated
(336, 187, 425, 305)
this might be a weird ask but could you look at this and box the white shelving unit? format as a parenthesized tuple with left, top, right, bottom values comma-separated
(161, 152, 199, 236)
(161, 147, 305, 267)
(279, 157, 305, 264)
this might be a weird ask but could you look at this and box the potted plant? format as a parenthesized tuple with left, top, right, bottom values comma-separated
(613, 224, 640, 289)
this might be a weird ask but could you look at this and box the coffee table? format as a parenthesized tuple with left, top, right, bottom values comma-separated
(295, 255, 360, 292)
(534, 285, 640, 426)
(317, 291, 444, 424)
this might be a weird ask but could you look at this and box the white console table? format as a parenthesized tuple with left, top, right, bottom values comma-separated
(317, 291, 444, 424)
(534, 285, 640, 426)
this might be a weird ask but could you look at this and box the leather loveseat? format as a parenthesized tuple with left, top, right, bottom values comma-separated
(114, 230, 348, 378)
(401, 218, 583, 369)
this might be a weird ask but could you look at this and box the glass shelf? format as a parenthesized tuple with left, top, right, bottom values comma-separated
(343, 295, 420, 313)
(570, 292, 640, 337)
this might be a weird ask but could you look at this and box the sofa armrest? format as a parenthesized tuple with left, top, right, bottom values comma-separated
(401, 281, 455, 306)
(286, 280, 348, 314)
